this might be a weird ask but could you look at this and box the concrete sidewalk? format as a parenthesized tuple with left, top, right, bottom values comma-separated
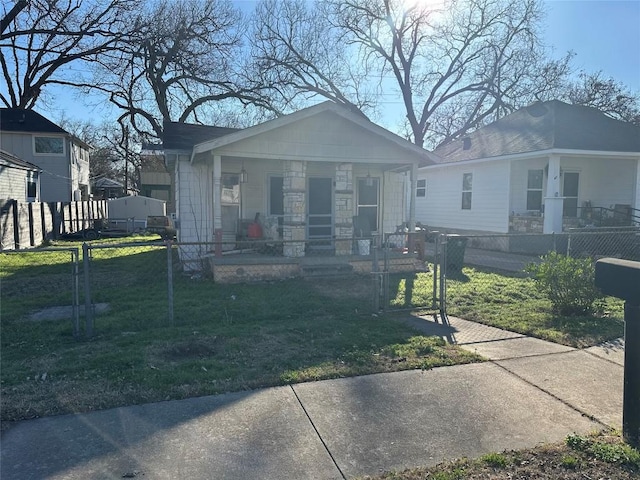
(1, 316, 624, 480)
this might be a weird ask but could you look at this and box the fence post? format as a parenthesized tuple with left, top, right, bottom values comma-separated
(71, 249, 80, 338)
(439, 234, 448, 319)
(11, 199, 19, 249)
(432, 234, 439, 310)
(372, 242, 380, 312)
(83, 242, 94, 337)
(167, 239, 174, 326)
(567, 233, 572, 257)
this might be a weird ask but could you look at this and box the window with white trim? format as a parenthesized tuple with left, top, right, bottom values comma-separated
(26, 172, 38, 201)
(416, 179, 426, 197)
(357, 177, 379, 232)
(34, 136, 64, 155)
(526, 169, 543, 211)
(461, 172, 472, 210)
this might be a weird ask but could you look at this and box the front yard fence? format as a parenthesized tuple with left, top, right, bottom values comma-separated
(1, 228, 637, 339)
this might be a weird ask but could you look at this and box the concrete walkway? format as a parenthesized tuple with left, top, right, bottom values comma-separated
(1, 316, 624, 480)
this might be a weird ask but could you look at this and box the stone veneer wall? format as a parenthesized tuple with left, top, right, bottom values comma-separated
(334, 163, 354, 255)
(282, 160, 307, 257)
(509, 215, 581, 233)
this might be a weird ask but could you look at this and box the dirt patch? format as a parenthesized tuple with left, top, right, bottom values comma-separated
(27, 303, 110, 322)
(309, 276, 371, 299)
(157, 337, 221, 362)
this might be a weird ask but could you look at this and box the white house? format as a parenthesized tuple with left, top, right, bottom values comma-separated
(416, 101, 640, 234)
(0, 108, 91, 202)
(162, 102, 437, 277)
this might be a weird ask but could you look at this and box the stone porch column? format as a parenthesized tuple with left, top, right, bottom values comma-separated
(334, 163, 354, 255)
(283, 160, 306, 257)
(543, 155, 564, 233)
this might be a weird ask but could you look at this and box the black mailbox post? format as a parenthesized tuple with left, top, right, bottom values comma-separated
(595, 258, 640, 447)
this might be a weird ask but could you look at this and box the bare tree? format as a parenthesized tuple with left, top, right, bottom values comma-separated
(563, 71, 640, 125)
(95, 0, 270, 140)
(251, 0, 570, 148)
(0, 0, 134, 109)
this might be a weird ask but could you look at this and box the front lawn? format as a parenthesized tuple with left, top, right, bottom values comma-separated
(388, 266, 624, 348)
(0, 243, 481, 426)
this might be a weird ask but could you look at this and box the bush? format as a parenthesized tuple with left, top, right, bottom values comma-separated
(525, 252, 603, 316)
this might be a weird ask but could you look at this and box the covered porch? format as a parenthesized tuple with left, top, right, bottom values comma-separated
(509, 153, 640, 233)
(175, 102, 436, 268)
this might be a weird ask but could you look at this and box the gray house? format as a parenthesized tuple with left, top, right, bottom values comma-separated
(0, 149, 41, 202)
(416, 101, 640, 234)
(0, 109, 91, 202)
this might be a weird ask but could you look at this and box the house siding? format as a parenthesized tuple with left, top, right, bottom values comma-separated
(416, 160, 510, 233)
(1, 131, 89, 202)
(176, 157, 213, 243)
(0, 166, 28, 200)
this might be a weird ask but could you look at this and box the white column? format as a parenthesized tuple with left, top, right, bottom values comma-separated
(634, 158, 640, 213)
(409, 162, 417, 232)
(212, 154, 223, 254)
(543, 155, 564, 233)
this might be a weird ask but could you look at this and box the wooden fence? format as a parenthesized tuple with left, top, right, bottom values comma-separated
(0, 200, 108, 250)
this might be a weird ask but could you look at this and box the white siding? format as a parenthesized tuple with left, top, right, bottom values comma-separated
(416, 160, 510, 233)
(0, 166, 28, 200)
(382, 171, 405, 233)
(509, 157, 549, 214)
(177, 158, 213, 243)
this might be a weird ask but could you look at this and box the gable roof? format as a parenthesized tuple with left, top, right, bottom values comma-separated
(191, 101, 438, 164)
(0, 108, 68, 134)
(433, 100, 640, 163)
(162, 121, 240, 150)
(0, 149, 41, 171)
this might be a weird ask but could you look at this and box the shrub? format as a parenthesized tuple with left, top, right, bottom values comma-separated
(525, 252, 603, 316)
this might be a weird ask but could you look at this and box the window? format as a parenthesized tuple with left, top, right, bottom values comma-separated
(357, 177, 379, 232)
(526, 169, 543, 211)
(34, 136, 64, 155)
(562, 172, 579, 218)
(461, 173, 472, 210)
(26, 172, 38, 201)
(416, 179, 426, 197)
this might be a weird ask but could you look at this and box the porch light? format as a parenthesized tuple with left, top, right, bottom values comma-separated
(365, 170, 373, 187)
(240, 165, 248, 183)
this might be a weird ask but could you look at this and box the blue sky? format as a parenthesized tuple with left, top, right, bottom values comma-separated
(27, 0, 640, 127)
(545, 0, 639, 90)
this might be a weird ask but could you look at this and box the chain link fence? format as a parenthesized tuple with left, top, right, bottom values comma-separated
(24, 237, 423, 338)
(3, 228, 635, 341)
(0, 247, 82, 336)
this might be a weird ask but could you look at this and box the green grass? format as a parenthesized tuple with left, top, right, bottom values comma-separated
(387, 266, 624, 348)
(363, 432, 639, 479)
(0, 240, 481, 424)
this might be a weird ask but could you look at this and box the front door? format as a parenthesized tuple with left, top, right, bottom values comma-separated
(562, 172, 579, 217)
(307, 177, 333, 249)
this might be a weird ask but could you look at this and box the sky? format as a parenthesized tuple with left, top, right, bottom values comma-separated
(27, 0, 640, 131)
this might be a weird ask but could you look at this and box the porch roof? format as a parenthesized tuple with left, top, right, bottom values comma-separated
(190, 101, 438, 167)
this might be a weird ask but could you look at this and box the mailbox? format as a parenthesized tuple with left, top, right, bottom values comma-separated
(595, 258, 640, 303)
(595, 258, 640, 448)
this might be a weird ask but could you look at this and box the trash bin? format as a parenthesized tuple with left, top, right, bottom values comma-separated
(446, 234, 467, 272)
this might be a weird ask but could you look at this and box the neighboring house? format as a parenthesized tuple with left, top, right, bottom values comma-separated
(0, 149, 41, 202)
(0, 108, 91, 202)
(416, 101, 640, 234)
(162, 101, 436, 276)
(93, 177, 125, 199)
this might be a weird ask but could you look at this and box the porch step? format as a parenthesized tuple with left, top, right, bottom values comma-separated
(301, 263, 354, 277)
